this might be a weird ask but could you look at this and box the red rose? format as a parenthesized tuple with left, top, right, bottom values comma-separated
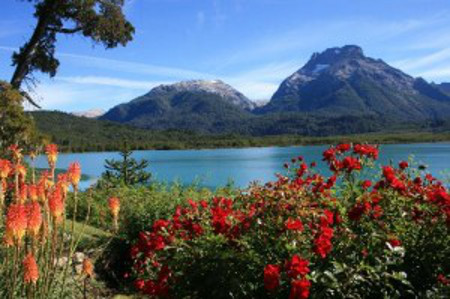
(362, 180, 372, 189)
(285, 218, 304, 232)
(399, 161, 409, 170)
(289, 278, 311, 299)
(286, 255, 310, 278)
(388, 238, 401, 247)
(264, 264, 281, 291)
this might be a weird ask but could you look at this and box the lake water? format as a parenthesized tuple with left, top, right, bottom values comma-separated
(30, 143, 450, 190)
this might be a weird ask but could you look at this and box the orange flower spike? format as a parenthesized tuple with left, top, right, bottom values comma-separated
(5, 203, 28, 244)
(57, 173, 70, 196)
(0, 159, 12, 179)
(37, 183, 46, 204)
(27, 202, 42, 237)
(18, 184, 28, 204)
(8, 145, 23, 162)
(68, 162, 81, 189)
(108, 197, 120, 218)
(29, 184, 38, 202)
(48, 189, 64, 223)
(82, 258, 94, 278)
(45, 144, 58, 168)
(39, 170, 53, 190)
(23, 253, 39, 284)
(16, 164, 27, 182)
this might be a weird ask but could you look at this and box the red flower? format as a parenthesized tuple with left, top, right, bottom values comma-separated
(108, 197, 120, 218)
(353, 144, 379, 159)
(388, 238, 401, 247)
(45, 144, 58, 167)
(336, 143, 351, 152)
(264, 264, 280, 291)
(0, 159, 12, 179)
(27, 202, 42, 237)
(289, 278, 311, 299)
(23, 253, 39, 284)
(285, 218, 304, 232)
(437, 274, 449, 285)
(399, 161, 409, 170)
(286, 255, 310, 278)
(5, 203, 28, 243)
(341, 156, 361, 173)
(68, 162, 81, 189)
(362, 180, 372, 189)
(48, 189, 64, 223)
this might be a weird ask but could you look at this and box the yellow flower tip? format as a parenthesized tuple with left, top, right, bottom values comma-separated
(45, 144, 58, 167)
(0, 159, 12, 179)
(8, 145, 23, 162)
(68, 162, 81, 189)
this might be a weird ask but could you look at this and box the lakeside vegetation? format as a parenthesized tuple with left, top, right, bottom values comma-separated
(31, 111, 450, 153)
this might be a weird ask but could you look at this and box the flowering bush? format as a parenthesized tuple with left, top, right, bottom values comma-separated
(129, 144, 449, 298)
(0, 144, 107, 298)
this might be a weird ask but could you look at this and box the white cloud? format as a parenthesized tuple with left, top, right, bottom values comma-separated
(29, 81, 144, 112)
(391, 47, 450, 71)
(418, 66, 450, 81)
(59, 52, 215, 80)
(58, 76, 168, 90)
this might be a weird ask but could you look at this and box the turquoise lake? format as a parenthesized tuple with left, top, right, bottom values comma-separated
(31, 143, 450, 190)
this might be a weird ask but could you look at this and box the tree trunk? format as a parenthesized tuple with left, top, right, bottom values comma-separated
(10, 0, 57, 90)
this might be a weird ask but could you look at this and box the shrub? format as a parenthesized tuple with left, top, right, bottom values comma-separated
(128, 144, 450, 298)
(0, 144, 111, 298)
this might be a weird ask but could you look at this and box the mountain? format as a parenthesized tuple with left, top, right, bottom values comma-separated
(436, 82, 450, 96)
(100, 80, 255, 133)
(100, 45, 450, 136)
(259, 45, 450, 121)
(72, 108, 105, 118)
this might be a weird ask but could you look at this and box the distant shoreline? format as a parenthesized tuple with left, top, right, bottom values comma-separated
(55, 131, 450, 153)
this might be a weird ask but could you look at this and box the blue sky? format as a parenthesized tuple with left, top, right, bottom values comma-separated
(1, 0, 450, 112)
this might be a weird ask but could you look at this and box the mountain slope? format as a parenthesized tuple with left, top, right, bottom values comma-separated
(100, 80, 255, 133)
(259, 45, 450, 121)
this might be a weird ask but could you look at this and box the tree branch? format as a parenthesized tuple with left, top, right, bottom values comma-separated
(20, 91, 41, 109)
(48, 26, 82, 34)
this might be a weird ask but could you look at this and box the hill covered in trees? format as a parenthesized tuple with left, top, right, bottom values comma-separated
(30, 110, 450, 152)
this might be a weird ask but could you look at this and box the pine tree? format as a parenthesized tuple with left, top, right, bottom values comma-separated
(101, 145, 151, 187)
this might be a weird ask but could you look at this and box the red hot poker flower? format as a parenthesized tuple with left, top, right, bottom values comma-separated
(27, 202, 42, 237)
(83, 258, 94, 278)
(0, 159, 12, 179)
(45, 144, 58, 167)
(263, 264, 281, 291)
(5, 203, 28, 244)
(68, 162, 81, 189)
(108, 197, 120, 218)
(23, 253, 39, 284)
(48, 189, 64, 223)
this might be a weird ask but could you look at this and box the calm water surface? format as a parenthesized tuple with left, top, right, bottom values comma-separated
(31, 143, 450, 190)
